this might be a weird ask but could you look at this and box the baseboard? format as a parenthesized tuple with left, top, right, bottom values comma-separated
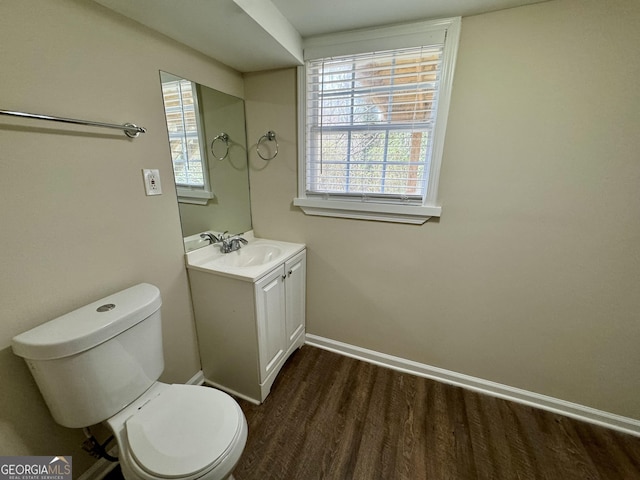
(203, 378, 261, 405)
(186, 369, 205, 386)
(305, 334, 640, 438)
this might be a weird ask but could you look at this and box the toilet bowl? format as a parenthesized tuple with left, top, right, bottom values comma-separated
(11, 283, 247, 480)
(108, 383, 247, 480)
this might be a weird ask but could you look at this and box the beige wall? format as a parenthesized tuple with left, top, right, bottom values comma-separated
(1, 0, 638, 471)
(0, 0, 243, 473)
(245, 0, 640, 420)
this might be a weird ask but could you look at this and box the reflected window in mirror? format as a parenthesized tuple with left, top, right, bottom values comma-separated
(158, 71, 253, 250)
(161, 72, 214, 204)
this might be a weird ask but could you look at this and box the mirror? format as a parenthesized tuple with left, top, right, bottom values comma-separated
(159, 71, 252, 250)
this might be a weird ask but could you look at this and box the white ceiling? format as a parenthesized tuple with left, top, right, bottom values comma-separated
(94, 0, 550, 72)
(273, 0, 547, 37)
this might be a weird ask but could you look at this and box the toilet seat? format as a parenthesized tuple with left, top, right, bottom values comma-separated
(125, 384, 242, 479)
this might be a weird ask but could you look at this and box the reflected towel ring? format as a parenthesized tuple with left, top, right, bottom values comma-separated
(257, 130, 278, 161)
(211, 132, 230, 161)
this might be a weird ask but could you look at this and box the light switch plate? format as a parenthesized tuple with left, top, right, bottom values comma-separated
(142, 169, 162, 196)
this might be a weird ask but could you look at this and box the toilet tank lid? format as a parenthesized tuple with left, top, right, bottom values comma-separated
(11, 283, 162, 361)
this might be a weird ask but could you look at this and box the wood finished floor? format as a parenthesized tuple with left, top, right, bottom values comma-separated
(102, 345, 640, 480)
(233, 346, 640, 480)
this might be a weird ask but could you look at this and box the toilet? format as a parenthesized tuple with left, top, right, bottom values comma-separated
(11, 283, 247, 480)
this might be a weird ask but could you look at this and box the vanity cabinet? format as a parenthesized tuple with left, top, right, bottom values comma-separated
(188, 248, 306, 404)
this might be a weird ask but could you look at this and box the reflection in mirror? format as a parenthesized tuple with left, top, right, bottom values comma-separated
(159, 72, 252, 250)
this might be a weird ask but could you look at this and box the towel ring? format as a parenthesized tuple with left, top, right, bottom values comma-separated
(211, 132, 230, 161)
(257, 130, 278, 161)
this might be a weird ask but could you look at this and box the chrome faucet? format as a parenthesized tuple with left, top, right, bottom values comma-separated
(227, 236, 248, 253)
(200, 232, 221, 245)
(201, 231, 247, 253)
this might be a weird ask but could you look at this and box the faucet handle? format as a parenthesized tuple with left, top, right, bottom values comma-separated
(233, 234, 248, 245)
(228, 236, 247, 252)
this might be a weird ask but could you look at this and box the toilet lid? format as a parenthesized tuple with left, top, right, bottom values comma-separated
(125, 385, 241, 478)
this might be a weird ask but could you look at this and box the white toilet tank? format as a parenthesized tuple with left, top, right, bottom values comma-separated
(12, 283, 164, 428)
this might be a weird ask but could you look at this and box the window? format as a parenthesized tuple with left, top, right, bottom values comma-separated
(294, 18, 460, 224)
(161, 74, 214, 204)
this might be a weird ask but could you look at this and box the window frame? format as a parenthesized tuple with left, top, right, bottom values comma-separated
(160, 75, 214, 205)
(294, 17, 461, 224)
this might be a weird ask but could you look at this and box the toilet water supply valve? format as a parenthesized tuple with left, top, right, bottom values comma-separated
(82, 427, 118, 462)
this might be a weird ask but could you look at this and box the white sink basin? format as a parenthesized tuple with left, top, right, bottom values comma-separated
(215, 244, 282, 268)
(185, 234, 305, 282)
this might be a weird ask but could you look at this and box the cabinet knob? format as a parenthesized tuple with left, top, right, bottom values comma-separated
(282, 274, 287, 280)
(288, 270, 293, 277)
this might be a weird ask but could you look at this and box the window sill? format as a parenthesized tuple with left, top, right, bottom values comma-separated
(177, 187, 214, 205)
(293, 197, 441, 224)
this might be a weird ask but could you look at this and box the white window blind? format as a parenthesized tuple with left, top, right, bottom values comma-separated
(305, 45, 444, 204)
(161, 79, 205, 188)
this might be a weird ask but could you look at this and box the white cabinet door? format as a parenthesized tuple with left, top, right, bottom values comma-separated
(285, 252, 306, 344)
(255, 267, 286, 382)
